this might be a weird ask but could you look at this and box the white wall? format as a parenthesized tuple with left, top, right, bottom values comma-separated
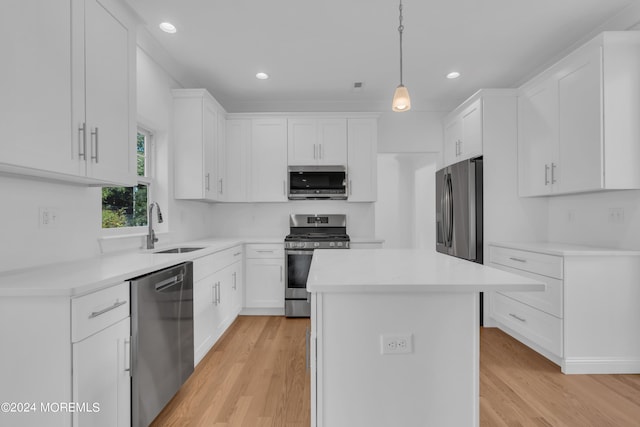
(377, 111, 445, 154)
(547, 191, 640, 249)
(0, 176, 102, 272)
(375, 154, 438, 249)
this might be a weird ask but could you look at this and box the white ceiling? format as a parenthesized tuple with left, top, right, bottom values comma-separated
(127, 0, 639, 113)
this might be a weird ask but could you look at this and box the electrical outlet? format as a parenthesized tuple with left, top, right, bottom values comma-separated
(380, 333, 413, 355)
(39, 207, 59, 228)
(608, 208, 625, 224)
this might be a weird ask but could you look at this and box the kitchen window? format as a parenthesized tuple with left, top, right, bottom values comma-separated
(101, 128, 153, 232)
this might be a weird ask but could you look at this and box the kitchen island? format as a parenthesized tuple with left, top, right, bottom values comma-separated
(307, 249, 544, 427)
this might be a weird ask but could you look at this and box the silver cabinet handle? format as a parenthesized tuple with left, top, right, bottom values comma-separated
(509, 257, 527, 263)
(91, 127, 99, 162)
(219, 178, 223, 194)
(257, 249, 275, 253)
(545, 164, 550, 185)
(313, 144, 317, 160)
(206, 173, 210, 191)
(232, 272, 237, 290)
(551, 162, 557, 184)
(216, 282, 221, 305)
(124, 337, 131, 373)
(78, 123, 87, 160)
(234, 252, 242, 257)
(89, 300, 127, 319)
(509, 313, 526, 322)
(319, 143, 323, 160)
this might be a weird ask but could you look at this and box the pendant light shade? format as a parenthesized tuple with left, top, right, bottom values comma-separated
(392, 84, 411, 112)
(392, 0, 411, 112)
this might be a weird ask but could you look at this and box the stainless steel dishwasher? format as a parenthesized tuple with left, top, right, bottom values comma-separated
(130, 262, 194, 427)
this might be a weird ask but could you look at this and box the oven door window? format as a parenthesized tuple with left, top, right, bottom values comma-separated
(286, 250, 314, 288)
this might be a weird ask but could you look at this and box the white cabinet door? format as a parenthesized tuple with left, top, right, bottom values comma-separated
(230, 261, 243, 315)
(288, 119, 318, 165)
(216, 112, 227, 201)
(225, 119, 251, 202)
(193, 273, 217, 365)
(83, 0, 135, 184)
(173, 89, 225, 201)
(317, 119, 348, 165)
(0, 0, 79, 176)
(288, 118, 347, 165)
(251, 119, 288, 201)
(443, 118, 462, 167)
(245, 258, 285, 308)
(443, 98, 482, 167)
(73, 317, 131, 427)
(203, 100, 219, 200)
(518, 77, 558, 196)
(347, 118, 377, 202)
(460, 99, 483, 159)
(557, 46, 603, 193)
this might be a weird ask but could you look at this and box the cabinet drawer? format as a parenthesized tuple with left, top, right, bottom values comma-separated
(491, 263, 563, 318)
(194, 246, 243, 281)
(245, 244, 284, 259)
(490, 245, 563, 279)
(72, 282, 129, 342)
(491, 292, 563, 357)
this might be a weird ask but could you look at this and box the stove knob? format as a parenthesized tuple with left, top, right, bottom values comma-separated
(337, 242, 343, 247)
(329, 242, 335, 247)
(314, 242, 320, 248)
(300, 242, 306, 248)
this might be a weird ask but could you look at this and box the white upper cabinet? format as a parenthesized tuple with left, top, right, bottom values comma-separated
(518, 77, 559, 196)
(518, 32, 640, 197)
(347, 118, 378, 202)
(224, 119, 251, 202)
(288, 118, 348, 165)
(0, 0, 137, 186)
(251, 119, 288, 202)
(443, 98, 483, 166)
(173, 89, 226, 201)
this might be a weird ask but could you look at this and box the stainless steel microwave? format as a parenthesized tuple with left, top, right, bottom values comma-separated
(288, 165, 347, 200)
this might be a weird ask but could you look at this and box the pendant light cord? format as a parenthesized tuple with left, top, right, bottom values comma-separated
(398, 0, 404, 86)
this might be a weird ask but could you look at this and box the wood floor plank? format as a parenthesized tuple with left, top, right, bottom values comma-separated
(151, 317, 640, 427)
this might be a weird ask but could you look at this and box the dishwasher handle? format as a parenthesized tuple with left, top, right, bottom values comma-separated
(155, 273, 185, 292)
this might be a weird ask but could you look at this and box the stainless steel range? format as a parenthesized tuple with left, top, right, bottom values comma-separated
(284, 214, 350, 317)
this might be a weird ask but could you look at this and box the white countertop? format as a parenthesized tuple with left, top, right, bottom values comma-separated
(0, 238, 251, 297)
(307, 249, 545, 293)
(489, 241, 640, 257)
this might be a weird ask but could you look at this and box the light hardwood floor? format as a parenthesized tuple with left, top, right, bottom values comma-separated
(152, 316, 640, 426)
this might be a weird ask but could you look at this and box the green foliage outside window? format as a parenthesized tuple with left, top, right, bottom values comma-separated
(102, 131, 150, 228)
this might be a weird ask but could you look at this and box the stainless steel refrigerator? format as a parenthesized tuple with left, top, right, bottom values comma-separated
(436, 156, 483, 263)
(436, 156, 484, 322)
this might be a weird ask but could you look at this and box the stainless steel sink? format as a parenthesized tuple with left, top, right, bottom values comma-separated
(154, 247, 205, 254)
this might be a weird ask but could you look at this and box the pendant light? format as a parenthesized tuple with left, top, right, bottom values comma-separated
(392, 0, 411, 112)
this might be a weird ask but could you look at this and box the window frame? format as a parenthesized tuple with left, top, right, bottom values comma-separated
(100, 127, 154, 237)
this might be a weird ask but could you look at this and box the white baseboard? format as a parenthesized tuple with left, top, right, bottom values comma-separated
(562, 357, 640, 374)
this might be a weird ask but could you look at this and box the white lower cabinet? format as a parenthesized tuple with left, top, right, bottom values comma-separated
(244, 244, 285, 313)
(72, 317, 131, 427)
(71, 282, 131, 427)
(489, 243, 640, 374)
(193, 246, 244, 365)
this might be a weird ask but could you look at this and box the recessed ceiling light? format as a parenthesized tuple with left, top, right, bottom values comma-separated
(159, 22, 177, 34)
(447, 71, 461, 79)
(256, 72, 269, 80)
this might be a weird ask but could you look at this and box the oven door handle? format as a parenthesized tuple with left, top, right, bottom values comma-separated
(286, 250, 315, 256)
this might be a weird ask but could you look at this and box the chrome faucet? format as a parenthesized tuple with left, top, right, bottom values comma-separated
(146, 202, 164, 249)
